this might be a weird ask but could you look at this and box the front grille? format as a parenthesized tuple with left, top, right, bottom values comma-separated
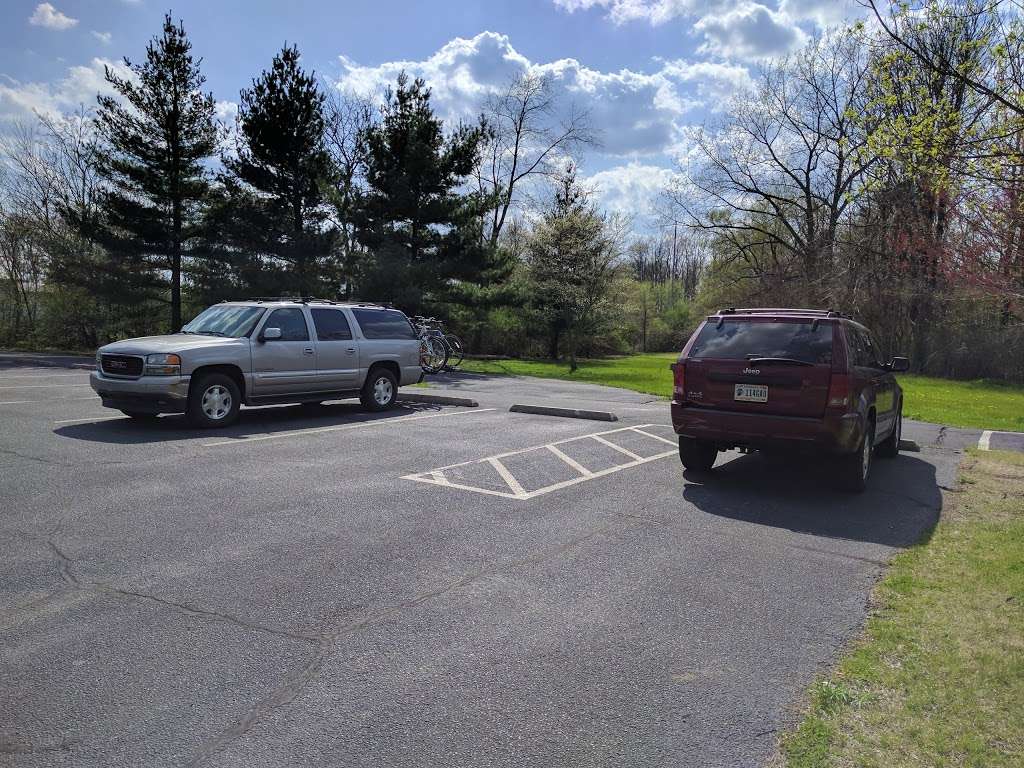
(101, 354, 144, 378)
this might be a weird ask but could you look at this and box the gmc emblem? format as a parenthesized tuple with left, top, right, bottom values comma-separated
(742, 368, 760, 375)
(109, 360, 127, 369)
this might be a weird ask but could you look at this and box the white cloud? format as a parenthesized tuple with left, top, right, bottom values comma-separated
(585, 161, 676, 221)
(778, 0, 863, 28)
(553, 1, 728, 26)
(28, 3, 78, 31)
(335, 31, 751, 158)
(695, 3, 808, 60)
(91, 31, 113, 45)
(0, 58, 131, 121)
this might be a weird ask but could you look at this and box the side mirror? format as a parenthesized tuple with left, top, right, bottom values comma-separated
(888, 356, 910, 373)
(261, 327, 282, 342)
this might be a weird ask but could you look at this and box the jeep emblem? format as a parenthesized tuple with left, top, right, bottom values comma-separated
(743, 368, 760, 375)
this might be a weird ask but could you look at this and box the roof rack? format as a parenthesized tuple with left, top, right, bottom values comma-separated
(235, 297, 341, 304)
(715, 307, 851, 319)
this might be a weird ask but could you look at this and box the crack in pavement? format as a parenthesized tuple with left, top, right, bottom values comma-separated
(47, 540, 79, 585)
(0, 448, 62, 467)
(186, 520, 631, 767)
(96, 586, 322, 645)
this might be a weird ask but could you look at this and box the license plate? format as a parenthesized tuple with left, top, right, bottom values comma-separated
(734, 383, 768, 402)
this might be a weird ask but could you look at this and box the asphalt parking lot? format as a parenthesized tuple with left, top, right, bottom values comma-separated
(0, 355, 988, 767)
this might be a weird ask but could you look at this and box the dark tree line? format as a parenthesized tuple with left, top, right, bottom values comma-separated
(2, 13, 522, 341)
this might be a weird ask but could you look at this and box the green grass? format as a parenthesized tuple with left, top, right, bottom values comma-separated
(779, 449, 1024, 768)
(459, 355, 1024, 431)
(899, 374, 1024, 432)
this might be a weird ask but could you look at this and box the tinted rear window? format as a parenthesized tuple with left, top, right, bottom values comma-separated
(311, 308, 352, 341)
(352, 309, 416, 340)
(689, 320, 833, 364)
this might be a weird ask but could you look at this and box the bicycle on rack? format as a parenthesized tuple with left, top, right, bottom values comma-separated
(410, 316, 465, 374)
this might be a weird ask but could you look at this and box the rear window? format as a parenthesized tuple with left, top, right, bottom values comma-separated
(311, 308, 352, 341)
(689, 320, 833, 364)
(352, 309, 416, 340)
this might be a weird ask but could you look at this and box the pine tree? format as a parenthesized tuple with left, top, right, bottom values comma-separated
(354, 73, 498, 313)
(525, 165, 619, 370)
(92, 14, 216, 331)
(216, 45, 336, 297)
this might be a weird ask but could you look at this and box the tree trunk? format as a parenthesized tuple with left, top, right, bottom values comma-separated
(548, 324, 560, 360)
(171, 198, 182, 332)
(568, 328, 577, 373)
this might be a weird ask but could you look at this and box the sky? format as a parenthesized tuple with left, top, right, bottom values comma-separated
(0, 0, 865, 229)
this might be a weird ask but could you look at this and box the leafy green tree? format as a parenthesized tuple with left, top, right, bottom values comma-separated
(525, 165, 620, 371)
(354, 73, 501, 313)
(213, 44, 336, 297)
(89, 14, 216, 331)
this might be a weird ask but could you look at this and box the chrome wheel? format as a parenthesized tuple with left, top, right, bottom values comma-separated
(372, 376, 393, 406)
(201, 385, 232, 421)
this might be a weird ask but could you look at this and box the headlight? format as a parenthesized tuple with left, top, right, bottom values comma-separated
(144, 353, 181, 376)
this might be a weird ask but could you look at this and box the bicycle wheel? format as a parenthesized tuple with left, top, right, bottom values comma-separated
(420, 336, 448, 374)
(443, 334, 465, 368)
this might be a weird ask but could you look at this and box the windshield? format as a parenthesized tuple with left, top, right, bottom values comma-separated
(689, 320, 834, 364)
(181, 305, 265, 338)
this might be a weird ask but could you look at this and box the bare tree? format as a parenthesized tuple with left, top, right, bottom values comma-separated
(479, 72, 594, 246)
(322, 85, 374, 295)
(670, 33, 875, 304)
(865, 1, 1024, 121)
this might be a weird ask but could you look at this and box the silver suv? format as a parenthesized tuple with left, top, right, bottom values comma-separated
(90, 299, 423, 427)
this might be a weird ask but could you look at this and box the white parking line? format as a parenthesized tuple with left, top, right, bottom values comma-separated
(0, 383, 92, 389)
(487, 456, 528, 496)
(591, 434, 644, 461)
(979, 430, 993, 450)
(0, 372, 90, 380)
(0, 396, 98, 406)
(404, 424, 677, 501)
(203, 408, 498, 447)
(53, 415, 123, 424)
(546, 443, 594, 477)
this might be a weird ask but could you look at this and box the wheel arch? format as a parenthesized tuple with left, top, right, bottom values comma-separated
(190, 364, 246, 401)
(366, 359, 400, 383)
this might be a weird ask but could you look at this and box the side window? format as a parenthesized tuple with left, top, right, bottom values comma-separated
(265, 308, 309, 341)
(846, 327, 865, 367)
(352, 309, 416, 340)
(862, 332, 882, 368)
(311, 308, 352, 341)
(848, 327, 879, 368)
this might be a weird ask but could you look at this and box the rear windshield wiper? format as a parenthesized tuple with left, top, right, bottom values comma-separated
(745, 357, 814, 366)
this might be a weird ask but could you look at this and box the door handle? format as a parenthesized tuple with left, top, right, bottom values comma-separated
(346, 347, 356, 354)
(303, 347, 314, 355)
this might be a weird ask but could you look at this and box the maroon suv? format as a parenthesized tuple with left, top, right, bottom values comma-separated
(670, 308, 909, 491)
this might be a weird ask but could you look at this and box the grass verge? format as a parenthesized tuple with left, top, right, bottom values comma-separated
(780, 449, 1024, 768)
(459, 355, 1024, 431)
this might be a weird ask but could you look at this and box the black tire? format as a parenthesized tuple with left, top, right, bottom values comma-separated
(121, 410, 158, 421)
(187, 372, 240, 428)
(443, 334, 465, 368)
(360, 367, 398, 412)
(679, 436, 717, 472)
(877, 402, 902, 459)
(837, 417, 874, 493)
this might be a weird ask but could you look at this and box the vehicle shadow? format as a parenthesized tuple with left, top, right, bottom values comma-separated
(53, 400, 444, 445)
(681, 451, 943, 548)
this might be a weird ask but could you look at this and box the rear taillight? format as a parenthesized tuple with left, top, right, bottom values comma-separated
(671, 362, 685, 400)
(827, 373, 850, 408)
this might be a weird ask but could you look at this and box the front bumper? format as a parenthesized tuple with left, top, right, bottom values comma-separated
(670, 401, 863, 455)
(90, 371, 191, 414)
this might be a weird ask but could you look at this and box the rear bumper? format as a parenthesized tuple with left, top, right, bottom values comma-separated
(90, 371, 190, 414)
(670, 401, 863, 454)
